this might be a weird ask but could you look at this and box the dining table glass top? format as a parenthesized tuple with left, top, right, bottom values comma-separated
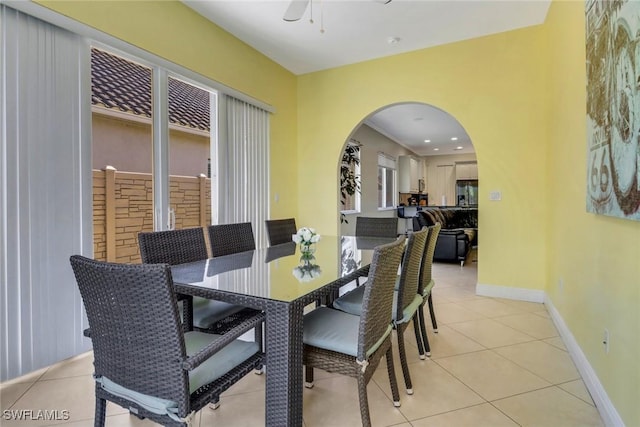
(170, 235, 396, 303)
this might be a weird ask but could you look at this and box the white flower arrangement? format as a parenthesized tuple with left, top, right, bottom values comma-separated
(292, 227, 321, 246)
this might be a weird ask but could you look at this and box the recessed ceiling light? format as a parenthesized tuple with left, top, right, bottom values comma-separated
(451, 137, 458, 141)
(387, 36, 401, 45)
(433, 148, 439, 151)
(424, 139, 431, 143)
(455, 146, 463, 150)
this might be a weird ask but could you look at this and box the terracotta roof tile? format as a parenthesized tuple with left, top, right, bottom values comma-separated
(91, 48, 210, 132)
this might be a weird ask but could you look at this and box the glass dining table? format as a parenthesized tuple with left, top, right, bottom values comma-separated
(170, 235, 396, 427)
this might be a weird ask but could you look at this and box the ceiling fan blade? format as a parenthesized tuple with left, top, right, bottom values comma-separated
(283, 0, 310, 22)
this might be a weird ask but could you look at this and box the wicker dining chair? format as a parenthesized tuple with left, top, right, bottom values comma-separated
(206, 222, 264, 363)
(351, 216, 399, 287)
(138, 228, 258, 337)
(69, 255, 265, 427)
(413, 223, 442, 359)
(332, 228, 428, 395)
(208, 222, 256, 257)
(265, 218, 297, 246)
(355, 216, 398, 238)
(138, 227, 208, 332)
(302, 236, 406, 427)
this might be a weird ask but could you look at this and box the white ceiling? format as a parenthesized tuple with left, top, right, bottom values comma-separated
(183, 0, 550, 155)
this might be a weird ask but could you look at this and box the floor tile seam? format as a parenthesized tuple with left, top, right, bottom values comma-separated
(483, 346, 560, 386)
(425, 356, 489, 403)
(443, 321, 535, 349)
(532, 311, 552, 319)
(2, 381, 40, 411)
(428, 300, 477, 312)
(489, 315, 560, 340)
(457, 317, 542, 343)
(484, 400, 524, 426)
(488, 383, 568, 404)
(488, 344, 581, 385)
(429, 348, 556, 403)
(1, 368, 49, 389)
(402, 402, 507, 425)
(36, 373, 95, 383)
(541, 337, 569, 352)
(556, 379, 597, 407)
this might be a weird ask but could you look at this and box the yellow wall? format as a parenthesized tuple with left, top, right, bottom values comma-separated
(31, 1, 640, 423)
(298, 26, 550, 291)
(36, 0, 299, 219)
(545, 2, 640, 425)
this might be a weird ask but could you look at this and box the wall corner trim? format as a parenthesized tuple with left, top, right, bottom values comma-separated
(544, 296, 624, 427)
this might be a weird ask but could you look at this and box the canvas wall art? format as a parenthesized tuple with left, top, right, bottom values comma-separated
(586, 0, 640, 221)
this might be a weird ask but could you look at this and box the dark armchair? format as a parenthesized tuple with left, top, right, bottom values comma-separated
(413, 207, 477, 266)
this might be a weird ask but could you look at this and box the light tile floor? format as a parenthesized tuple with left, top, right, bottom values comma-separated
(0, 252, 605, 426)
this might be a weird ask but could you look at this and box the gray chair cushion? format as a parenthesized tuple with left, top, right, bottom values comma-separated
(332, 286, 365, 316)
(333, 285, 422, 324)
(96, 331, 259, 420)
(185, 332, 259, 392)
(191, 297, 245, 330)
(303, 307, 391, 358)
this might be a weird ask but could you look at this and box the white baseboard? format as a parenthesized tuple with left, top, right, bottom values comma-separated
(544, 296, 624, 427)
(475, 283, 545, 303)
(476, 284, 623, 426)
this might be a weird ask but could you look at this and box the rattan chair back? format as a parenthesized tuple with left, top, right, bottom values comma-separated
(357, 235, 406, 360)
(265, 218, 297, 246)
(418, 223, 441, 295)
(208, 222, 256, 257)
(138, 227, 208, 265)
(395, 228, 428, 322)
(355, 217, 398, 238)
(70, 256, 190, 413)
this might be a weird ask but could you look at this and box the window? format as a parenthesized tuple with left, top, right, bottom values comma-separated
(378, 153, 397, 209)
(90, 47, 216, 263)
(341, 142, 361, 212)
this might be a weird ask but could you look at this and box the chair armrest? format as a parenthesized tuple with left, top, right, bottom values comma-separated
(181, 311, 265, 371)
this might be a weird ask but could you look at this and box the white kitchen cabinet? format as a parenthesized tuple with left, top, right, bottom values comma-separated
(455, 162, 478, 180)
(399, 156, 421, 193)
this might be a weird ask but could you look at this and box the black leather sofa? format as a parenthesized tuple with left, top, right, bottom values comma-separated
(412, 207, 477, 265)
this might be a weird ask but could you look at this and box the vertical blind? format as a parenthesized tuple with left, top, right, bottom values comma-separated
(219, 95, 270, 248)
(0, 6, 92, 381)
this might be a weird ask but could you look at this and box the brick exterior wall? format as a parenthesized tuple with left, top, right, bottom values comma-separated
(92, 168, 212, 263)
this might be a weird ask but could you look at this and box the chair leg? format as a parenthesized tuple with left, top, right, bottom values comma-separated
(417, 306, 431, 357)
(94, 397, 107, 427)
(412, 313, 425, 357)
(427, 294, 438, 333)
(395, 324, 413, 395)
(305, 366, 314, 388)
(254, 322, 265, 374)
(356, 374, 372, 427)
(385, 347, 401, 407)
